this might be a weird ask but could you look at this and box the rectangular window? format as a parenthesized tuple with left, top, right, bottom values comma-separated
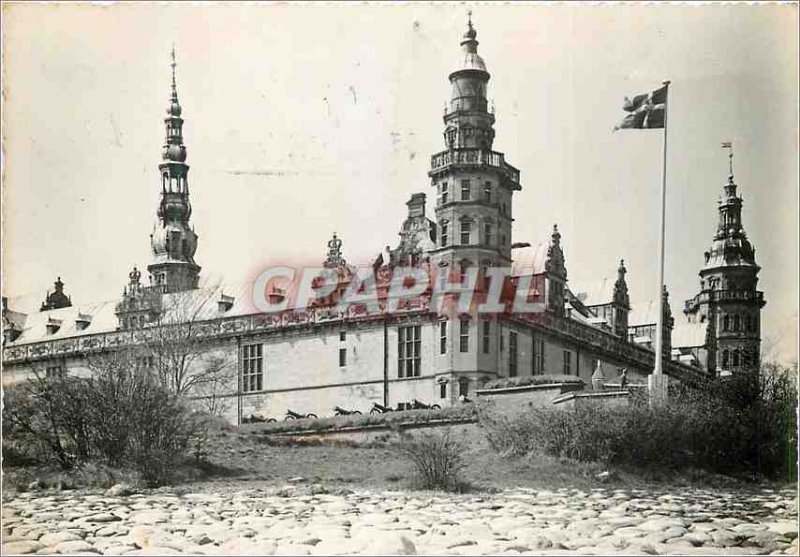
(440, 320, 448, 354)
(460, 319, 470, 352)
(563, 350, 572, 375)
(339, 347, 347, 367)
(461, 179, 471, 201)
(339, 331, 346, 341)
(483, 181, 492, 203)
(483, 223, 493, 246)
(45, 365, 65, 379)
(460, 221, 471, 245)
(532, 337, 545, 374)
(509, 332, 518, 377)
(482, 319, 491, 354)
(398, 325, 421, 378)
(440, 382, 447, 399)
(441, 182, 449, 204)
(441, 223, 449, 247)
(242, 344, 264, 393)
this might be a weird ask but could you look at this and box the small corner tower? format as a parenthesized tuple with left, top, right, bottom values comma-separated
(611, 259, 631, 338)
(427, 14, 522, 282)
(684, 147, 765, 375)
(147, 47, 201, 293)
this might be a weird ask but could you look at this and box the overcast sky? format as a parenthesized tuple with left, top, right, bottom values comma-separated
(3, 2, 797, 364)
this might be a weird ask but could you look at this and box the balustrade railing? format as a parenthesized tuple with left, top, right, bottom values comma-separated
(430, 149, 520, 184)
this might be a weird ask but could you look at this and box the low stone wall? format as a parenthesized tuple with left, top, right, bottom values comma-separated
(551, 389, 631, 409)
(475, 382, 584, 416)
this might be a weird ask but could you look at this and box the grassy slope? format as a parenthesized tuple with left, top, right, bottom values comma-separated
(3, 418, 774, 497)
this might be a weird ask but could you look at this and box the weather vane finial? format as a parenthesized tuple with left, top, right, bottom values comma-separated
(721, 141, 734, 178)
(468, 9, 473, 29)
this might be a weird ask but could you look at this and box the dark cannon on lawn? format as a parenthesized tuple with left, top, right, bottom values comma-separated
(242, 413, 277, 424)
(334, 406, 362, 416)
(370, 402, 393, 414)
(284, 409, 319, 420)
(412, 399, 441, 410)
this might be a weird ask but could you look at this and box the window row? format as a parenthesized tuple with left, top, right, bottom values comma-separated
(721, 313, 758, 333)
(438, 220, 507, 248)
(237, 329, 559, 392)
(438, 180, 495, 204)
(721, 347, 755, 369)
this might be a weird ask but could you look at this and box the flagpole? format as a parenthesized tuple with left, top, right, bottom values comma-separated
(651, 80, 670, 403)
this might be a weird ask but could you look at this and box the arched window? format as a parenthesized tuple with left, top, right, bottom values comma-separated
(723, 315, 730, 331)
(732, 349, 740, 367)
(722, 349, 729, 368)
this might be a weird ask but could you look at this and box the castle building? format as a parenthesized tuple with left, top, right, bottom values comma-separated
(2, 19, 761, 423)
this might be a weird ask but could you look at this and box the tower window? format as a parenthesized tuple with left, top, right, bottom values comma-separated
(509, 332, 518, 377)
(339, 347, 347, 367)
(732, 349, 740, 367)
(482, 319, 491, 354)
(440, 382, 447, 399)
(723, 314, 730, 331)
(483, 223, 493, 246)
(440, 320, 447, 354)
(340, 331, 346, 342)
(722, 349, 729, 368)
(733, 315, 740, 331)
(460, 221, 471, 245)
(440, 223, 449, 247)
(441, 183, 449, 204)
(460, 319, 470, 353)
(483, 182, 492, 203)
(461, 180, 471, 201)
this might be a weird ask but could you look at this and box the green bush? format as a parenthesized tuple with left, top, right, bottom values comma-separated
(480, 375, 585, 390)
(397, 428, 467, 491)
(480, 363, 798, 481)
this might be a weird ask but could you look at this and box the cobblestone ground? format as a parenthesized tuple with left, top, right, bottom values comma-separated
(2, 485, 797, 555)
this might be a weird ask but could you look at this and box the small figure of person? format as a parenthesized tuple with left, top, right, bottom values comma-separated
(619, 368, 629, 389)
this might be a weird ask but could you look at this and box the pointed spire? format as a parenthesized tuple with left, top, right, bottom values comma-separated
(545, 224, 567, 279)
(551, 224, 561, 247)
(613, 259, 630, 311)
(167, 45, 182, 118)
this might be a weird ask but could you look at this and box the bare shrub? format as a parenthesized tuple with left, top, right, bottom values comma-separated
(397, 428, 467, 491)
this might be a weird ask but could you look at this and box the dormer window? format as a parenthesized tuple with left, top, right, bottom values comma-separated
(46, 317, 62, 336)
(75, 313, 92, 331)
(218, 294, 235, 313)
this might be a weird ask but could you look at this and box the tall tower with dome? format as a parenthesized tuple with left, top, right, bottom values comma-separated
(147, 47, 201, 293)
(683, 151, 765, 375)
(427, 15, 522, 284)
